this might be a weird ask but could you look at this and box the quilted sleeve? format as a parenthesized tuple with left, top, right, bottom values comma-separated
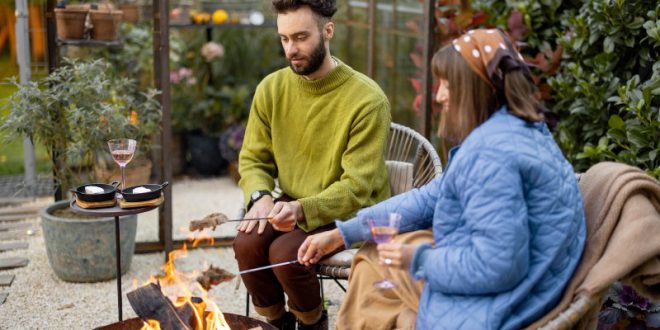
(410, 150, 530, 294)
(336, 177, 441, 247)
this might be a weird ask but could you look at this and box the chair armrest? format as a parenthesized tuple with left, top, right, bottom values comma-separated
(537, 292, 603, 330)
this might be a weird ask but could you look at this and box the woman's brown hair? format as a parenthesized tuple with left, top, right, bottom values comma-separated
(432, 44, 543, 144)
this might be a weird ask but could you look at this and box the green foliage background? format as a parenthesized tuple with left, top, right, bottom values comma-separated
(474, 0, 660, 178)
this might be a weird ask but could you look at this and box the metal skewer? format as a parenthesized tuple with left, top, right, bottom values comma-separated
(238, 260, 299, 275)
(225, 217, 272, 222)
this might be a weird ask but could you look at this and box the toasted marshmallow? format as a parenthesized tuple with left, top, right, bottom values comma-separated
(84, 186, 105, 194)
(132, 186, 152, 194)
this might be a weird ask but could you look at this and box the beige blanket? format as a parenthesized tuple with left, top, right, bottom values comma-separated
(529, 162, 660, 329)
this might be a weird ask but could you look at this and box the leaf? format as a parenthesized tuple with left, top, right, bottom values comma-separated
(627, 129, 649, 148)
(626, 17, 645, 29)
(598, 307, 624, 326)
(507, 11, 527, 40)
(607, 128, 626, 143)
(608, 115, 625, 129)
(603, 36, 615, 53)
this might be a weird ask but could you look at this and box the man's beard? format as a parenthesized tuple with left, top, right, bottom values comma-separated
(288, 37, 327, 76)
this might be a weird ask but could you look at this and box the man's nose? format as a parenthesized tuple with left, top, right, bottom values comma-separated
(284, 42, 298, 57)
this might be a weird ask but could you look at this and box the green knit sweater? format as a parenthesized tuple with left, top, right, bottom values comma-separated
(239, 58, 392, 232)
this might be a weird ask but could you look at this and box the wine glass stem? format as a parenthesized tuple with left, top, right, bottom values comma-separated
(383, 263, 393, 281)
(120, 165, 126, 191)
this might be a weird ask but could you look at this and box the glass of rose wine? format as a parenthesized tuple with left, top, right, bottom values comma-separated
(368, 212, 402, 289)
(107, 139, 137, 193)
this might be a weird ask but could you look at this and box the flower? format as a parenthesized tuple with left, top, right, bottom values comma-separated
(201, 41, 225, 62)
(170, 67, 193, 84)
(130, 111, 139, 125)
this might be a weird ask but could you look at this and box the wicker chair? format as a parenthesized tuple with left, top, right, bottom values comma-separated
(315, 122, 443, 291)
(244, 122, 443, 316)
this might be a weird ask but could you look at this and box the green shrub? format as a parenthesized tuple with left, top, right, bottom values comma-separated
(549, 1, 659, 177)
(474, 0, 659, 178)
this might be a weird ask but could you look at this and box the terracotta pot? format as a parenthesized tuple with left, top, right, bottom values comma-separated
(89, 9, 123, 41)
(54, 8, 88, 40)
(119, 4, 139, 24)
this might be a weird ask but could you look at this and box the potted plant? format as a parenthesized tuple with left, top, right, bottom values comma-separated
(1, 58, 161, 282)
(89, 3, 124, 41)
(54, 2, 89, 40)
(218, 123, 245, 184)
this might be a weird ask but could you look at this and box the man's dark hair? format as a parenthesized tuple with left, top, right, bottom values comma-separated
(272, 0, 337, 18)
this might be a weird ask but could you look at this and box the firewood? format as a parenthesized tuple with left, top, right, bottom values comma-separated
(196, 265, 236, 291)
(188, 213, 228, 231)
(127, 282, 194, 330)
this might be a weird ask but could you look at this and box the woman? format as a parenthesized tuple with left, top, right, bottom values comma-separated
(297, 29, 586, 329)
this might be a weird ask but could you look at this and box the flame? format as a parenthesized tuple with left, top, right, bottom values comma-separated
(139, 237, 231, 330)
(140, 320, 161, 330)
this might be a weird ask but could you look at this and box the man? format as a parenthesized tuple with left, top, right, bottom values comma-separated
(233, 0, 391, 329)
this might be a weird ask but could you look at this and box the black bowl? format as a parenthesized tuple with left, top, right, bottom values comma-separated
(70, 181, 120, 203)
(121, 182, 169, 202)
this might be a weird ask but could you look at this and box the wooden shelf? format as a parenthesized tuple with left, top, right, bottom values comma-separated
(169, 22, 275, 29)
(57, 38, 122, 48)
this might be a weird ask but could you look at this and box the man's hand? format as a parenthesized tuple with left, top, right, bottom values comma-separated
(376, 243, 416, 271)
(268, 201, 304, 232)
(238, 196, 274, 235)
(298, 229, 345, 267)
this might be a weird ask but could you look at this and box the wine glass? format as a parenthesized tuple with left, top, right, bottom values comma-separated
(107, 139, 137, 193)
(368, 212, 402, 289)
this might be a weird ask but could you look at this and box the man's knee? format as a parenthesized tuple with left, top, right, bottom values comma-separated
(268, 239, 298, 264)
(234, 232, 267, 261)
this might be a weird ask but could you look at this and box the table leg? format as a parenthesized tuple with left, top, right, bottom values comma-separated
(115, 215, 122, 321)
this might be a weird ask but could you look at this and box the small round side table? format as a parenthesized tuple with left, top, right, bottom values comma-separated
(70, 201, 158, 322)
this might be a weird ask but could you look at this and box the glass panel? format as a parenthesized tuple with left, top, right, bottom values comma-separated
(334, 0, 425, 128)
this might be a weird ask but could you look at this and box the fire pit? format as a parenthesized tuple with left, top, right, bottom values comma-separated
(94, 312, 277, 330)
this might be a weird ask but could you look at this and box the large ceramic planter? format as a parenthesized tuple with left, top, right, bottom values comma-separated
(186, 132, 226, 176)
(41, 200, 137, 282)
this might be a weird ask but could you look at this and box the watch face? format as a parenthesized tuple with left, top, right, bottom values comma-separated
(251, 191, 261, 200)
(251, 190, 269, 202)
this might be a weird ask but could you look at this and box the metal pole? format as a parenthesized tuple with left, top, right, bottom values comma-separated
(420, 0, 435, 138)
(45, 0, 62, 200)
(115, 216, 123, 321)
(16, 0, 37, 197)
(367, 0, 376, 78)
(153, 0, 173, 260)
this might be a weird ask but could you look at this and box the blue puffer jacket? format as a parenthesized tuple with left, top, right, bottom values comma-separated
(338, 107, 586, 329)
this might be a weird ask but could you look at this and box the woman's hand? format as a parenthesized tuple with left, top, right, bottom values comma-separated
(297, 229, 345, 267)
(376, 243, 416, 270)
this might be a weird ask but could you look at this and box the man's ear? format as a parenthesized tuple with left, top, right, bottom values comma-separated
(324, 21, 335, 41)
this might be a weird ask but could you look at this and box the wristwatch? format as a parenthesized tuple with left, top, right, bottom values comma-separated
(248, 190, 271, 209)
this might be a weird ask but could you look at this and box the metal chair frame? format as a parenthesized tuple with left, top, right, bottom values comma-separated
(315, 122, 443, 293)
(245, 122, 443, 316)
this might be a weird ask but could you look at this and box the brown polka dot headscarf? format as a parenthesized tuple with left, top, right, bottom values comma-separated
(451, 28, 532, 89)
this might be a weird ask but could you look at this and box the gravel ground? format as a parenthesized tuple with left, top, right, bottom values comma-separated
(0, 177, 345, 329)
